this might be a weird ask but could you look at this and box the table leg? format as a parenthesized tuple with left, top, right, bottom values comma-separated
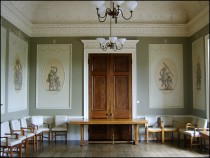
(80, 124, 84, 146)
(134, 124, 138, 145)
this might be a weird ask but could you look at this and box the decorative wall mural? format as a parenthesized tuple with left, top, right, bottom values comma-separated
(43, 59, 65, 92)
(192, 37, 205, 110)
(8, 31, 28, 112)
(149, 44, 183, 108)
(155, 58, 177, 92)
(14, 58, 22, 90)
(36, 44, 72, 109)
(196, 56, 201, 90)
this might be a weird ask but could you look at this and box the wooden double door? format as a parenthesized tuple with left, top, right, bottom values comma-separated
(88, 54, 132, 141)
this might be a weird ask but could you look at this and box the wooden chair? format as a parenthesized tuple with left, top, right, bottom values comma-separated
(160, 116, 178, 142)
(145, 116, 164, 144)
(20, 118, 41, 150)
(10, 119, 34, 157)
(51, 115, 68, 143)
(177, 118, 198, 146)
(1, 122, 22, 157)
(184, 118, 208, 150)
(31, 116, 51, 144)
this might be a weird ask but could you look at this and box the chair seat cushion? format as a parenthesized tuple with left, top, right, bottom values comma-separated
(1, 138, 22, 147)
(164, 127, 177, 132)
(34, 129, 42, 135)
(184, 131, 200, 137)
(39, 127, 50, 132)
(51, 127, 67, 132)
(25, 132, 35, 138)
(148, 127, 162, 132)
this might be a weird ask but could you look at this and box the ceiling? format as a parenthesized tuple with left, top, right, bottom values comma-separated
(1, 1, 209, 37)
(3, 1, 209, 25)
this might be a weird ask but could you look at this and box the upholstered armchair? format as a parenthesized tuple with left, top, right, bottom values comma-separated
(1, 121, 22, 157)
(145, 116, 164, 144)
(51, 115, 68, 143)
(31, 116, 51, 143)
(160, 116, 178, 142)
(184, 118, 208, 149)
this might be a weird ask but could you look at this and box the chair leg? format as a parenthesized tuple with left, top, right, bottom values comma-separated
(162, 131, 164, 144)
(65, 132, 67, 144)
(190, 136, 194, 150)
(146, 129, 148, 144)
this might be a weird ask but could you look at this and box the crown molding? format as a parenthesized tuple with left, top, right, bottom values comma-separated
(1, 1, 32, 36)
(1, 2, 209, 37)
(187, 6, 209, 36)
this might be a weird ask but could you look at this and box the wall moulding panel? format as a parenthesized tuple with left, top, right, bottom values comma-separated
(1, 26, 7, 114)
(8, 31, 28, 112)
(36, 44, 72, 109)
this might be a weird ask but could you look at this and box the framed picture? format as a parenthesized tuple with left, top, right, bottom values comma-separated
(1, 27, 6, 114)
(8, 31, 28, 112)
(192, 37, 205, 110)
(149, 44, 184, 108)
(36, 44, 72, 109)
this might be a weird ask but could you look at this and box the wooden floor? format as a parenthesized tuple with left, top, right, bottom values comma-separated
(7, 140, 210, 157)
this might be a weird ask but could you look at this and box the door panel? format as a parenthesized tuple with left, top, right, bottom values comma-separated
(89, 54, 132, 141)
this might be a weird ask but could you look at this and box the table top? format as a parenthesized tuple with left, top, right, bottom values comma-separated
(68, 118, 147, 125)
(199, 131, 209, 137)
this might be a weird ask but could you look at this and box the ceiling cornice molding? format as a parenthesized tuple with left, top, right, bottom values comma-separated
(1, 1, 32, 36)
(30, 24, 189, 37)
(1, 2, 209, 37)
(187, 6, 209, 36)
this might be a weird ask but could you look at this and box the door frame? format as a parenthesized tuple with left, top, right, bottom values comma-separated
(82, 40, 139, 120)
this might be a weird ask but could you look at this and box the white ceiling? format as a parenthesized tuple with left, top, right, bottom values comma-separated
(3, 1, 209, 24)
(1, 1, 209, 37)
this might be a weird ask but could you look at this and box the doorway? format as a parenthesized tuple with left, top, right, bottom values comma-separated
(88, 54, 132, 141)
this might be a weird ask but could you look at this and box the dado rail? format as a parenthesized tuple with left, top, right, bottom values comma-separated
(68, 119, 147, 145)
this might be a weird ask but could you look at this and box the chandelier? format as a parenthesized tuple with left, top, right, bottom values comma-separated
(92, 1, 138, 24)
(96, 17, 126, 51)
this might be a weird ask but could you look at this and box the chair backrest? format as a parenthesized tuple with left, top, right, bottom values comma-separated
(160, 116, 173, 127)
(192, 118, 198, 126)
(1, 122, 11, 137)
(31, 116, 43, 126)
(145, 116, 158, 127)
(20, 118, 28, 128)
(10, 120, 21, 131)
(55, 115, 67, 127)
(197, 118, 207, 128)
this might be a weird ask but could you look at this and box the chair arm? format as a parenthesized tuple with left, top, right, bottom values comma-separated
(11, 129, 24, 135)
(186, 123, 197, 130)
(21, 127, 34, 133)
(31, 124, 38, 130)
(5, 133, 19, 139)
(0, 137, 8, 146)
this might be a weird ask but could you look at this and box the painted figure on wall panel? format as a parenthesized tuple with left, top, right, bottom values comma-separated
(43, 58, 65, 92)
(155, 58, 177, 93)
(14, 58, 22, 90)
(196, 56, 201, 90)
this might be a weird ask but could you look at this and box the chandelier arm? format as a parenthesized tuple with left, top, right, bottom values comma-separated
(118, 9, 133, 20)
(116, 43, 123, 50)
(97, 8, 111, 19)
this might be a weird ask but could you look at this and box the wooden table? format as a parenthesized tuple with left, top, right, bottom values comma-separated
(68, 118, 147, 146)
